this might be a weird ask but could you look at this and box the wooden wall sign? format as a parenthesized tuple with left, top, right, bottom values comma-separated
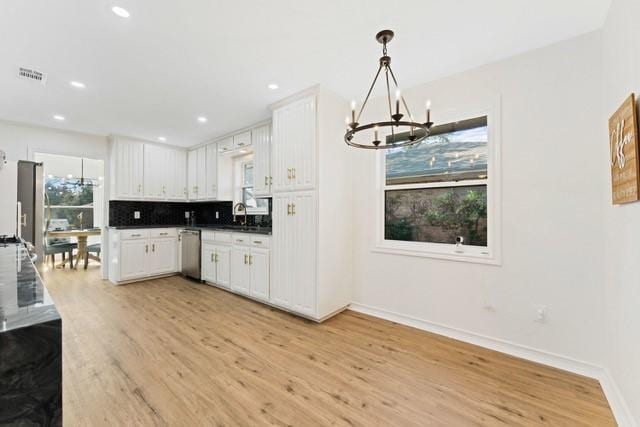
(609, 93, 640, 204)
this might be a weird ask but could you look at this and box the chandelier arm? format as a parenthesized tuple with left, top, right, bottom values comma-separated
(384, 67, 396, 143)
(356, 64, 383, 124)
(387, 65, 414, 120)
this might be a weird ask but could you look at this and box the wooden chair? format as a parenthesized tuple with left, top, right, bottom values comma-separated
(84, 243, 101, 269)
(45, 219, 77, 268)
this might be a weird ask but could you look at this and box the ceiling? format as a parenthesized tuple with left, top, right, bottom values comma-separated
(0, 0, 611, 147)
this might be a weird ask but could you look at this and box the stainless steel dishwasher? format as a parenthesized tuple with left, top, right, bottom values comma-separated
(180, 229, 201, 280)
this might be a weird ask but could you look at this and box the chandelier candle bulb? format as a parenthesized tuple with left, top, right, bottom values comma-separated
(374, 126, 379, 141)
(426, 100, 432, 123)
(351, 100, 356, 123)
(395, 89, 401, 116)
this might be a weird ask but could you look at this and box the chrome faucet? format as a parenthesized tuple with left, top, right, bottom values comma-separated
(233, 202, 248, 226)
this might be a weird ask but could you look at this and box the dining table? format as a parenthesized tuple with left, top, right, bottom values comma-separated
(47, 228, 101, 269)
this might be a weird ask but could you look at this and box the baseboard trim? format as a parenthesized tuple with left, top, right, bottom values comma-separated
(348, 302, 636, 427)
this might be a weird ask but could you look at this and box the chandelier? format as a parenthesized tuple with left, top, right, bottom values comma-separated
(345, 30, 434, 149)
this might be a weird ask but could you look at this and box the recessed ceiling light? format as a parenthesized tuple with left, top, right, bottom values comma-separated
(268, 83, 279, 90)
(197, 116, 208, 123)
(158, 136, 167, 142)
(111, 6, 130, 18)
(53, 115, 65, 121)
(70, 81, 86, 89)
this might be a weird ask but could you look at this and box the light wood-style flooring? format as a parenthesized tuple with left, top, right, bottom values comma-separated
(41, 267, 616, 426)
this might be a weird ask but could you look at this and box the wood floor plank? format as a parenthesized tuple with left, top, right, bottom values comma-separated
(40, 267, 616, 426)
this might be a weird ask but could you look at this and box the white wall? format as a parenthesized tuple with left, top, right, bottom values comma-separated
(602, 0, 640, 423)
(351, 32, 607, 366)
(0, 119, 108, 162)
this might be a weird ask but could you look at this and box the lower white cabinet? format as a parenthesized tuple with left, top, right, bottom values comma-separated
(202, 243, 231, 289)
(201, 231, 270, 303)
(108, 228, 179, 284)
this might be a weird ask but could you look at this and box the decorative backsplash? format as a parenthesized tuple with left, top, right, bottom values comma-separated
(109, 200, 272, 228)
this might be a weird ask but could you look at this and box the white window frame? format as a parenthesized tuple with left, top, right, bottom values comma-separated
(240, 160, 269, 215)
(373, 97, 502, 265)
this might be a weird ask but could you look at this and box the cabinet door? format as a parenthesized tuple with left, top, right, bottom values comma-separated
(233, 131, 252, 149)
(148, 238, 178, 275)
(187, 149, 198, 200)
(270, 194, 291, 308)
(205, 144, 218, 200)
(290, 192, 316, 316)
(218, 137, 233, 153)
(112, 139, 144, 199)
(250, 248, 270, 302)
(271, 106, 291, 193)
(253, 125, 271, 197)
(197, 146, 207, 200)
(169, 149, 187, 201)
(120, 239, 148, 280)
(291, 96, 316, 191)
(143, 144, 167, 199)
(215, 245, 231, 288)
(202, 244, 216, 283)
(230, 246, 251, 295)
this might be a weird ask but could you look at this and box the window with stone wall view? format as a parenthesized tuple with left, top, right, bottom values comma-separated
(384, 116, 488, 247)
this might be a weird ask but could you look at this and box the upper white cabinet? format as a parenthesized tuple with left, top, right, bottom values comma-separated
(187, 146, 207, 200)
(253, 124, 272, 197)
(272, 96, 316, 193)
(218, 137, 233, 153)
(233, 131, 252, 149)
(110, 137, 144, 199)
(110, 137, 187, 201)
(205, 144, 218, 199)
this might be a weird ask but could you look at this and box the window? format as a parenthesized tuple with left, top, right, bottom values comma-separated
(45, 177, 96, 230)
(241, 162, 269, 214)
(378, 107, 500, 264)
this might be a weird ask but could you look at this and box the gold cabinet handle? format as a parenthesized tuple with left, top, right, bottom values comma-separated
(211, 253, 214, 263)
(249, 255, 252, 265)
(145, 244, 148, 253)
(287, 168, 292, 180)
(253, 240, 262, 244)
(292, 168, 296, 179)
(291, 202, 296, 215)
(264, 176, 268, 186)
(215, 253, 218, 263)
(269, 176, 273, 185)
(152, 243, 155, 252)
(138, 184, 142, 193)
(244, 254, 248, 264)
(287, 203, 292, 215)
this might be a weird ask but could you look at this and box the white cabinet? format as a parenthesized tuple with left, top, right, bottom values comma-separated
(218, 137, 233, 153)
(201, 242, 231, 289)
(108, 228, 180, 284)
(168, 149, 187, 200)
(148, 237, 178, 275)
(144, 145, 187, 201)
(230, 246, 251, 295)
(253, 124, 272, 197)
(271, 192, 316, 315)
(268, 87, 353, 321)
(187, 149, 198, 200)
(249, 247, 270, 302)
(205, 144, 218, 199)
(272, 95, 316, 193)
(119, 239, 148, 281)
(233, 131, 252, 149)
(110, 137, 144, 199)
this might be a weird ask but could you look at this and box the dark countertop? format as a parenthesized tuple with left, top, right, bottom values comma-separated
(0, 243, 60, 333)
(107, 224, 272, 235)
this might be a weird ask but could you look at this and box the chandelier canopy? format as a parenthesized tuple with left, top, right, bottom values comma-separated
(345, 30, 434, 150)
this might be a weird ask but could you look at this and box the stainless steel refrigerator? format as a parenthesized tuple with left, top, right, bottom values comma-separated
(17, 161, 44, 264)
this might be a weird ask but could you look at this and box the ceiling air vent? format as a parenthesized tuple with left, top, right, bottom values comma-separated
(18, 67, 47, 85)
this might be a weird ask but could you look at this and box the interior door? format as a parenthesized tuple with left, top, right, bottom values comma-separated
(250, 248, 270, 302)
(230, 246, 250, 295)
(120, 239, 148, 280)
(270, 194, 291, 308)
(215, 245, 231, 288)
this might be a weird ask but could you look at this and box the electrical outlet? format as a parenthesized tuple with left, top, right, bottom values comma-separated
(185, 211, 190, 218)
(534, 305, 547, 323)
(134, 211, 140, 219)
(216, 211, 219, 219)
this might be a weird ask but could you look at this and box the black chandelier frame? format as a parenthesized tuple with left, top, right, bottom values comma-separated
(345, 30, 434, 150)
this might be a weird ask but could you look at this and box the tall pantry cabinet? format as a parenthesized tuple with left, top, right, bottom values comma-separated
(270, 86, 352, 321)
